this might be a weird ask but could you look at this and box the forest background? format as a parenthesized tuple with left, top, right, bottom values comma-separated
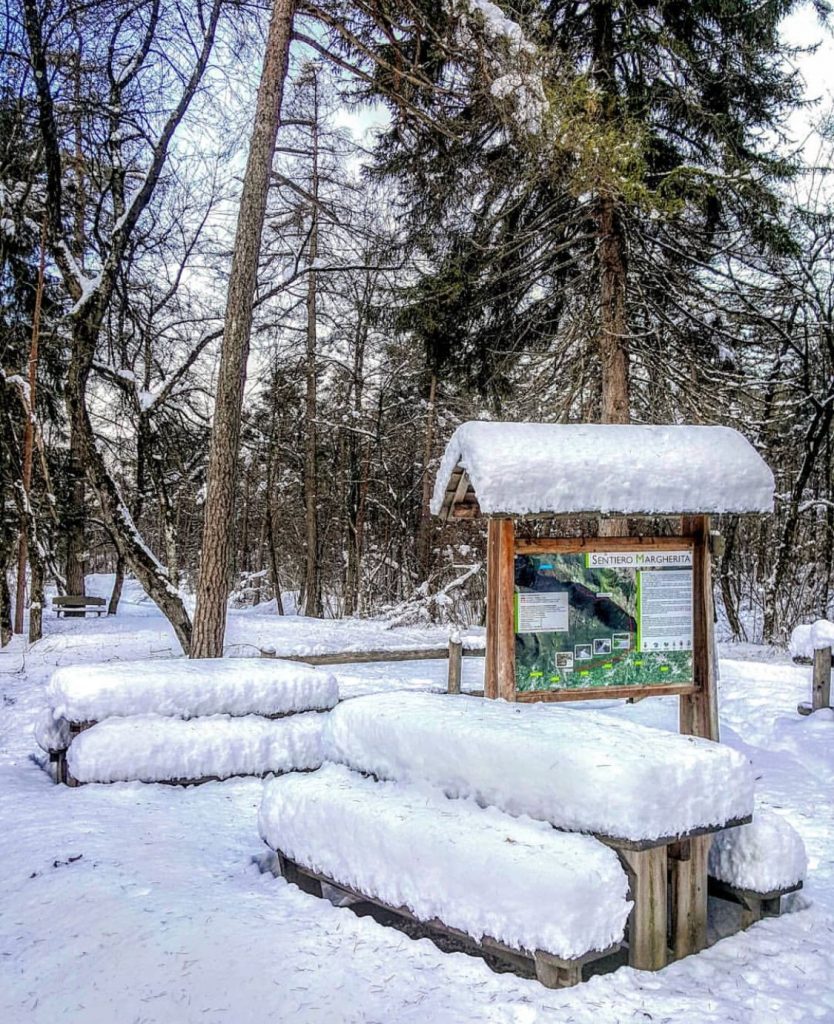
(1, 0, 833, 653)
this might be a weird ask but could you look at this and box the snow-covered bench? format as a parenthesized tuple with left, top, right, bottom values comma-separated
(708, 809, 806, 926)
(322, 691, 756, 968)
(37, 657, 338, 786)
(259, 764, 631, 987)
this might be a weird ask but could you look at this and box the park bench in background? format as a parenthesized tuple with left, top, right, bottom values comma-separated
(52, 595, 107, 617)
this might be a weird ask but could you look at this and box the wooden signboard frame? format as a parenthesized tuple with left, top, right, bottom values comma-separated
(484, 516, 718, 740)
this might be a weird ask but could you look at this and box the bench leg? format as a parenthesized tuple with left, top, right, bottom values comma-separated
(621, 846, 668, 971)
(534, 953, 582, 988)
(670, 835, 711, 960)
(276, 853, 323, 898)
(740, 897, 763, 929)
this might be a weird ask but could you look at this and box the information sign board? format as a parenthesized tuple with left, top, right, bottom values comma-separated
(515, 547, 694, 693)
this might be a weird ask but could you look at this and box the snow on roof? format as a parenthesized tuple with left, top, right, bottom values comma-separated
(431, 422, 774, 519)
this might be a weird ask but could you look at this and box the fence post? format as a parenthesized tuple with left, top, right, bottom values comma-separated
(447, 635, 463, 694)
(812, 646, 832, 712)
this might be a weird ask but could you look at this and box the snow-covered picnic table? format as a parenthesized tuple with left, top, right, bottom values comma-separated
(321, 692, 756, 969)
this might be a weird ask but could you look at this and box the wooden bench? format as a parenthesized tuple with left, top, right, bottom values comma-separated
(708, 876, 803, 928)
(53, 595, 107, 617)
(268, 851, 619, 988)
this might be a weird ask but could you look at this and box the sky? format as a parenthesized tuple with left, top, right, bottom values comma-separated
(781, 2, 834, 159)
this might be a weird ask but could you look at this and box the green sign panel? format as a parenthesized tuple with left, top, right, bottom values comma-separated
(515, 550, 694, 693)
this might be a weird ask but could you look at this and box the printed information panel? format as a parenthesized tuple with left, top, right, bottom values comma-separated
(514, 548, 694, 693)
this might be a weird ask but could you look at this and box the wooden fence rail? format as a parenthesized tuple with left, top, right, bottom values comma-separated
(259, 641, 485, 695)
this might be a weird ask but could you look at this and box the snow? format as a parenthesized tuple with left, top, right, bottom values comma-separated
(259, 763, 631, 959)
(790, 619, 834, 659)
(323, 692, 755, 841)
(46, 656, 338, 723)
(465, 0, 534, 55)
(33, 709, 69, 753)
(2, 601, 834, 1023)
(67, 712, 326, 783)
(709, 807, 807, 894)
(431, 421, 775, 517)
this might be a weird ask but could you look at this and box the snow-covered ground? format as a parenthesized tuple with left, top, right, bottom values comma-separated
(1, 584, 833, 1023)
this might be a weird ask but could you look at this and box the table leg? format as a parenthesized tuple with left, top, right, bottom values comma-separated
(621, 846, 668, 971)
(670, 835, 711, 959)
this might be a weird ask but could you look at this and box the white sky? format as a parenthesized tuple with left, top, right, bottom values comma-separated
(781, 2, 834, 160)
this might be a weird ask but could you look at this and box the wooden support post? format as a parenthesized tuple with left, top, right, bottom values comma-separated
(621, 846, 668, 971)
(485, 518, 516, 701)
(447, 636, 463, 694)
(680, 515, 719, 741)
(812, 647, 832, 712)
(484, 520, 500, 699)
(670, 835, 711, 959)
(495, 519, 516, 701)
(739, 897, 763, 929)
(276, 853, 323, 897)
(534, 953, 582, 988)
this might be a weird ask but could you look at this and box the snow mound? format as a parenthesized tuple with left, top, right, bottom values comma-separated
(67, 712, 326, 783)
(431, 421, 774, 517)
(709, 808, 807, 893)
(48, 657, 338, 722)
(33, 710, 70, 753)
(790, 620, 834, 660)
(323, 693, 754, 841)
(259, 763, 631, 959)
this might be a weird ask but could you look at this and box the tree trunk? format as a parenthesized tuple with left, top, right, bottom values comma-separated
(762, 399, 834, 640)
(344, 317, 368, 617)
(28, 546, 44, 643)
(719, 516, 745, 641)
(0, 573, 11, 648)
(592, 2, 629, 540)
(14, 218, 46, 633)
(416, 372, 437, 581)
(302, 67, 322, 618)
(65, 318, 193, 653)
(597, 196, 629, 425)
(192, 0, 295, 657)
(108, 555, 124, 615)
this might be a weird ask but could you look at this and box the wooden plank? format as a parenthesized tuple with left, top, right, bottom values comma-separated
(484, 519, 501, 699)
(812, 647, 832, 712)
(272, 647, 486, 666)
(516, 684, 696, 704)
(620, 846, 668, 971)
(670, 835, 711, 960)
(597, 814, 752, 852)
(707, 876, 802, 906)
(679, 515, 719, 741)
(515, 536, 695, 555)
(495, 519, 516, 702)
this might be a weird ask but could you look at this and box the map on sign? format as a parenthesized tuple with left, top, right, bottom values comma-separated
(514, 549, 694, 693)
